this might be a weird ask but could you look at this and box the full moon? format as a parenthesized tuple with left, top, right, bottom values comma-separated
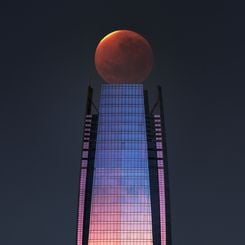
(95, 30, 154, 83)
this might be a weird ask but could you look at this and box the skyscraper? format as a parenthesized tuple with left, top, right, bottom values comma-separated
(77, 84, 172, 245)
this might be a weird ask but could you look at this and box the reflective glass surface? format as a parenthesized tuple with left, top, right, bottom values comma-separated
(88, 85, 153, 244)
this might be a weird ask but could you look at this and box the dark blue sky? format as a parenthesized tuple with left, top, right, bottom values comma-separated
(1, 0, 245, 245)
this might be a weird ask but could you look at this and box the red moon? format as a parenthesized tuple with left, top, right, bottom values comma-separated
(95, 30, 154, 83)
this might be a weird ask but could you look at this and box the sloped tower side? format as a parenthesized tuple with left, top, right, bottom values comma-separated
(77, 86, 98, 245)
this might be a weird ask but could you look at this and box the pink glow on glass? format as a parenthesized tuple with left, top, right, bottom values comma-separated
(156, 142, 163, 149)
(83, 142, 89, 149)
(157, 151, 163, 158)
(77, 169, 87, 245)
(82, 151, 88, 158)
(158, 168, 166, 245)
(158, 160, 164, 167)
(84, 86, 156, 244)
(81, 160, 87, 167)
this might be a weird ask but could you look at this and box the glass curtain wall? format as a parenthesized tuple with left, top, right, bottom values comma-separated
(88, 84, 153, 245)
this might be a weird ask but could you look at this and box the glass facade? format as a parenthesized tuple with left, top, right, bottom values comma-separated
(77, 84, 171, 245)
(89, 85, 152, 244)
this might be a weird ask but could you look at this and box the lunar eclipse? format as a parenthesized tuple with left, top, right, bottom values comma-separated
(95, 30, 154, 83)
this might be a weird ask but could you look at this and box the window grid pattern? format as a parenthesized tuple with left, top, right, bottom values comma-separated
(77, 114, 92, 245)
(154, 115, 167, 245)
(77, 169, 87, 245)
(88, 85, 153, 244)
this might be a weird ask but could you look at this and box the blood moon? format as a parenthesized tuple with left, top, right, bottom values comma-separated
(95, 30, 154, 83)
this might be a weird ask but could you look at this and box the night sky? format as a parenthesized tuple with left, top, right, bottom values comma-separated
(1, 1, 245, 245)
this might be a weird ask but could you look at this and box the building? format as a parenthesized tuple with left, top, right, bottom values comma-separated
(77, 84, 172, 245)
